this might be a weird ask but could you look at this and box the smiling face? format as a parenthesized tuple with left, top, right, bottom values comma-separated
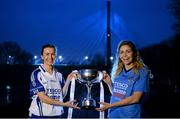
(41, 47, 56, 66)
(119, 44, 134, 68)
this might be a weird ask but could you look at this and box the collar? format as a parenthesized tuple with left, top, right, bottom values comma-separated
(39, 64, 57, 80)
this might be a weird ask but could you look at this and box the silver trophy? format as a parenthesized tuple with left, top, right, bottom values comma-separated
(76, 69, 103, 110)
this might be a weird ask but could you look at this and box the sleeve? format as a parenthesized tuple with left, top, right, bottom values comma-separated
(29, 69, 45, 97)
(133, 69, 150, 93)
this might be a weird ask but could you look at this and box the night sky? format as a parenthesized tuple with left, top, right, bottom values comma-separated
(0, 0, 175, 64)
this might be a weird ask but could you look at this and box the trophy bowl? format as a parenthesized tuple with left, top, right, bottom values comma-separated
(78, 69, 99, 83)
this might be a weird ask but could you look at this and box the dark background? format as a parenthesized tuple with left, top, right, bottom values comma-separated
(0, 0, 180, 118)
(0, 40, 180, 118)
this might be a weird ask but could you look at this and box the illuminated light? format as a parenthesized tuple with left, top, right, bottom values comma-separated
(34, 55, 37, 59)
(110, 56, 113, 60)
(6, 85, 11, 90)
(58, 55, 62, 60)
(84, 56, 88, 60)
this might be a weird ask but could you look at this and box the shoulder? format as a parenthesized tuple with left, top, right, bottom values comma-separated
(139, 67, 149, 75)
(31, 68, 41, 76)
(55, 70, 63, 79)
(138, 67, 150, 80)
(55, 69, 62, 76)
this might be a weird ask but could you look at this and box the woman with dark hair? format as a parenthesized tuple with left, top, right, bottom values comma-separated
(29, 44, 79, 118)
(96, 40, 150, 118)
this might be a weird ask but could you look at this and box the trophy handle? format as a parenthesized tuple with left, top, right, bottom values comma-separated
(91, 71, 103, 84)
(76, 78, 87, 84)
(75, 72, 88, 84)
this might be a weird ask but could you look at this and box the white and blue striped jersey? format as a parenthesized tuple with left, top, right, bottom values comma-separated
(29, 64, 65, 116)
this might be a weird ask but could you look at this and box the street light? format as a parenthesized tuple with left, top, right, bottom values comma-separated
(84, 56, 89, 60)
(58, 55, 63, 63)
(34, 55, 37, 59)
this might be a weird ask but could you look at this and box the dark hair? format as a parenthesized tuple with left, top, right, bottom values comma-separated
(41, 44, 56, 55)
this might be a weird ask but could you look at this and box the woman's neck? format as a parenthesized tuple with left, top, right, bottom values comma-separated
(43, 64, 53, 74)
(124, 63, 134, 71)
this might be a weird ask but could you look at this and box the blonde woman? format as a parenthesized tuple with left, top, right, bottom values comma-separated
(96, 40, 150, 118)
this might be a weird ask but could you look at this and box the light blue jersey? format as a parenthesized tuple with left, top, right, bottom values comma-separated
(109, 67, 149, 118)
(29, 64, 65, 116)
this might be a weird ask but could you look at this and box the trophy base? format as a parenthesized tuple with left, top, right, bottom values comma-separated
(81, 98, 96, 110)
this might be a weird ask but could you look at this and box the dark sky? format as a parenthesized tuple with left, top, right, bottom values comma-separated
(0, 0, 175, 64)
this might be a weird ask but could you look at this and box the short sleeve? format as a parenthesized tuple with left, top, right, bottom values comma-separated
(29, 69, 45, 96)
(133, 69, 149, 93)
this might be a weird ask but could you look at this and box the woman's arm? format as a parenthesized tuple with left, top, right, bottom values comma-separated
(37, 92, 79, 109)
(96, 92, 143, 111)
(111, 92, 142, 107)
